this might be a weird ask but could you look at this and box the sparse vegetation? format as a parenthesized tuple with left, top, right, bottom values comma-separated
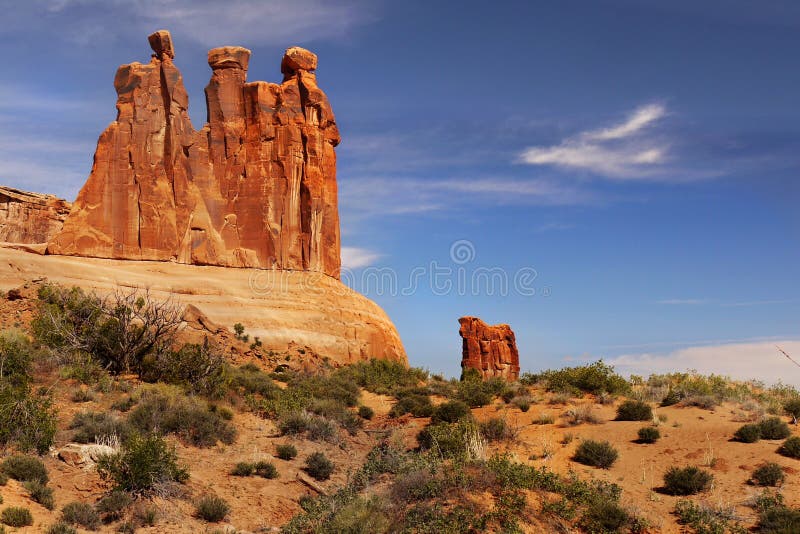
(1, 455, 49, 484)
(96, 433, 188, 493)
(778, 436, 800, 459)
(751, 462, 785, 487)
(637, 426, 660, 443)
(734, 423, 762, 443)
(24, 480, 55, 509)
(431, 400, 470, 423)
(616, 400, 653, 421)
(276, 444, 298, 460)
(662, 466, 713, 495)
(304, 452, 334, 481)
(195, 495, 230, 523)
(758, 417, 791, 440)
(521, 360, 630, 395)
(95, 490, 132, 521)
(573, 440, 618, 469)
(61, 501, 100, 530)
(674, 499, 744, 534)
(357, 405, 374, 420)
(1, 507, 33, 527)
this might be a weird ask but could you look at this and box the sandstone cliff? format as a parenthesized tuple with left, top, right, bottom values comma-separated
(48, 31, 341, 278)
(459, 316, 520, 381)
(0, 186, 70, 244)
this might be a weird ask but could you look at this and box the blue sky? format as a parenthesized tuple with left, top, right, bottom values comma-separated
(2, 1, 799, 382)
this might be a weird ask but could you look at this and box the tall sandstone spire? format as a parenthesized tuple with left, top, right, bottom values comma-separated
(48, 31, 342, 278)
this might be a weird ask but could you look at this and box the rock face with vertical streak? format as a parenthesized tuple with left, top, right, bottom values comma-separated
(458, 316, 520, 381)
(48, 30, 341, 278)
(0, 186, 71, 244)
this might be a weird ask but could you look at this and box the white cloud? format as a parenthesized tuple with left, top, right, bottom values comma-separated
(341, 246, 382, 269)
(607, 340, 800, 386)
(32, 0, 378, 48)
(519, 103, 671, 179)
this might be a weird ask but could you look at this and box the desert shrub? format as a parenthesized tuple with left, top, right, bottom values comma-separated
(254, 460, 279, 479)
(513, 397, 531, 412)
(0, 330, 34, 388)
(45, 522, 78, 534)
(140, 341, 229, 398)
(678, 395, 719, 410)
(522, 361, 630, 395)
(0, 384, 58, 454)
(573, 440, 618, 469)
(308, 399, 362, 436)
(674, 499, 743, 534)
(456, 373, 505, 408)
(131, 503, 158, 527)
(95, 490, 132, 520)
(357, 405, 374, 420)
(61, 501, 100, 530)
(431, 400, 470, 423)
(111, 396, 137, 413)
(229, 363, 281, 398)
(0, 472, 6, 485)
(307, 415, 339, 442)
(195, 495, 229, 523)
(24, 480, 55, 509)
(616, 400, 653, 421)
(759, 417, 791, 440)
(128, 387, 236, 447)
(660, 388, 681, 407)
(96, 433, 188, 493)
(734, 423, 762, 443)
(231, 462, 255, 476)
(1, 455, 48, 484)
(637, 426, 660, 443)
(778, 436, 800, 459)
(757, 506, 800, 533)
(751, 463, 785, 486)
(389, 393, 434, 418)
(334, 358, 427, 395)
(305, 452, 334, 481)
(278, 411, 311, 435)
(289, 373, 360, 408)
(70, 388, 95, 403)
(533, 413, 555, 425)
(480, 417, 514, 442)
(32, 284, 182, 374)
(276, 444, 297, 460)
(579, 499, 630, 533)
(391, 469, 442, 502)
(69, 411, 132, 444)
(0, 507, 32, 527)
(564, 404, 602, 425)
(783, 397, 800, 423)
(662, 466, 713, 495)
(417, 420, 483, 459)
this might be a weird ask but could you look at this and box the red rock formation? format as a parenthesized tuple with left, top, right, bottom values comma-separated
(0, 186, 70, 244)
(48, 30, 341, 278)
(458, 316, 520, 381)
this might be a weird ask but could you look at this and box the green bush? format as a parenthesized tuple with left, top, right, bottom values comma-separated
(0, 384, 58, 454)
(254, 460, 278, 479)
(96, 433, 188, 493)
(24, 480, 55, 509)
(759, 417, 791, 440)
(456, 373, 506, 408)
(32, 284, 182, 374)
(779, 436, 800, 459)
(0, 507, 32, 527)
(231, 462, 255, 476)
(61, 501, 100, 530)
(615, 400, 653, 421)
(334, 358, 427, 395)
(276, 444, 298, 460)
(128, 388, 236, 447)
(660, 388, 681, 407)
(95, 490, 132, 521)
(431, 400, 470, 423)
(389, 393, 434, 418)
(391, 469, 442, 502)
(734, 423, 762, 443)
(69, 411, 132, 444)
(45, 522, 78, 534)
(417, 420, 481, 458)
(513, 397, 531, 412)
(521, 361, 630, 395)
(1, 455, 48, 484)
(662, 466, 713, 495)
(784, 398, 800, 422)
(757, 506, 800, 533)
(140, 342, 229, 398)
(195, 495, 229, 523)
(637, 426, 660, 443)
(579, 499, 631, 533)
(305, 452, 334, 481)
(573, 440, 619, 469)
(674, 499, 742, 534)
(751, 463, 785, 487)
(480, 417, 513, 442)
(357, 405, 374, 420)
(0, 330, 34, 389)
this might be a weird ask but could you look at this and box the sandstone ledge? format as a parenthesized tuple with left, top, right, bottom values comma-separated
(0, 246, 406, 366)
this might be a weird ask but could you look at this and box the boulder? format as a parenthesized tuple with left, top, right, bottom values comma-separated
(458, 316, 520, 381)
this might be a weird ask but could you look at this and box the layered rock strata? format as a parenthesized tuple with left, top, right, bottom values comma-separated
(0, 186, 70, 244)
(458, 316, 520, 381)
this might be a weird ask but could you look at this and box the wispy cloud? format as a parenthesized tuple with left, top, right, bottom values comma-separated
(341, 246, 382, 269)
(22, 0, 379, 48)
(657, 298, 708, 305)
(519, 103, 671, 179)
(607, 340, 800, 386)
